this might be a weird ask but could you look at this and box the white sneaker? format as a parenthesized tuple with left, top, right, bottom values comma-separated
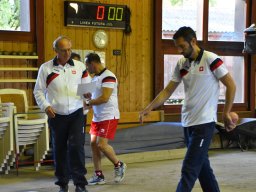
(114, 162, 127, 183)
(88, 174, 106, 185)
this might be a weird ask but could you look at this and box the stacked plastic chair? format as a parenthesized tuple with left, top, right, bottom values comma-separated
(0, 102, 15, 174)
(0, 89, 49, 174)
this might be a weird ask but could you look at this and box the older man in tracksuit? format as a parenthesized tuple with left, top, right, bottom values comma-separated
(34, 36, 91, 192)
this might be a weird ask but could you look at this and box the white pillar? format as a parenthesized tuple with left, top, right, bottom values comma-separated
(20, 0, 30, 31)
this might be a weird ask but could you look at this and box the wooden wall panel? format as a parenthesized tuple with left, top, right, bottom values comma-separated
(143, 0, 153, 109)
(0, 41, 3, 90)
(0, 41, 36, 105)
(44, 0, 154, 112)
(128, 0, 136, 112)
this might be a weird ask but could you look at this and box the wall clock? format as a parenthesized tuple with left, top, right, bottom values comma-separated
(93, 30, 108, 49)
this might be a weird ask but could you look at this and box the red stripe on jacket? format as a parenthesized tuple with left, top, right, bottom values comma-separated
(82, 70, 89, 78)
(180, 69, 188, 78)
(102, 76, 116, 83)
(210, 58, 223, 71)
(46, 73, 59, 87)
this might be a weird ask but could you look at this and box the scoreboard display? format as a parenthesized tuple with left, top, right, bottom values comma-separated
(64, 1, 128, 29)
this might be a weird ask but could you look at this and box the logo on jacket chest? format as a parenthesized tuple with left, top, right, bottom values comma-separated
(53, 68, 60, 74)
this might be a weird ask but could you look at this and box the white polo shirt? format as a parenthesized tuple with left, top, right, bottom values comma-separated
(91, 68, 120, 122)
(171, 49, 228, 127)
(34, 57, 91, 115)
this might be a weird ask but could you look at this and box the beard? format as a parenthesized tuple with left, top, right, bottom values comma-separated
(183, 43, 193, 58)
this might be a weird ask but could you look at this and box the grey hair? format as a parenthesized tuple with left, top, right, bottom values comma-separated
(52, 36, 71, 50)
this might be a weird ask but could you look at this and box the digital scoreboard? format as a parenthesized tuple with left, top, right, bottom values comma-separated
(64, 1, 128, 29)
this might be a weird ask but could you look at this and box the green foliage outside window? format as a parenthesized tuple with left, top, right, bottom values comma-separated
(169, 0, 183, 6)
(0, 0, 20, 30)
(169, 0, 217, 6)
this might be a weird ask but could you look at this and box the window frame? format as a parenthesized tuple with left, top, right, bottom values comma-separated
(0, 0, 35, 42)
(154, 0, 254, 114)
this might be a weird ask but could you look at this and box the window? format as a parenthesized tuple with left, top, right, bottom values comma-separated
(164, 55, 245, 104)
(0, 0, 30, 31)
(0, 0, 35, 41)
(162, 0, 246, 41)
(162, 0, 203, 40)
(164, 54, 184, 104)
(155, 0, 250, 113)
(208, 0, 246, 41)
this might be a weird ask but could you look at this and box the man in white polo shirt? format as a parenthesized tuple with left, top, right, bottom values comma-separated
(140, 26, 236, 192)
(83, 53, 126, 185)
(34, 36, 90, 192)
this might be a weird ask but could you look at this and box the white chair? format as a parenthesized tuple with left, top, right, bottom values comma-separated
(0, 89, 49, 173)
(0, 102, 15, 174)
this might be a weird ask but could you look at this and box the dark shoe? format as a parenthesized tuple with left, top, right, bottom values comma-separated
(59, 185, 69, 192)
(75, 186, 88, 192)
